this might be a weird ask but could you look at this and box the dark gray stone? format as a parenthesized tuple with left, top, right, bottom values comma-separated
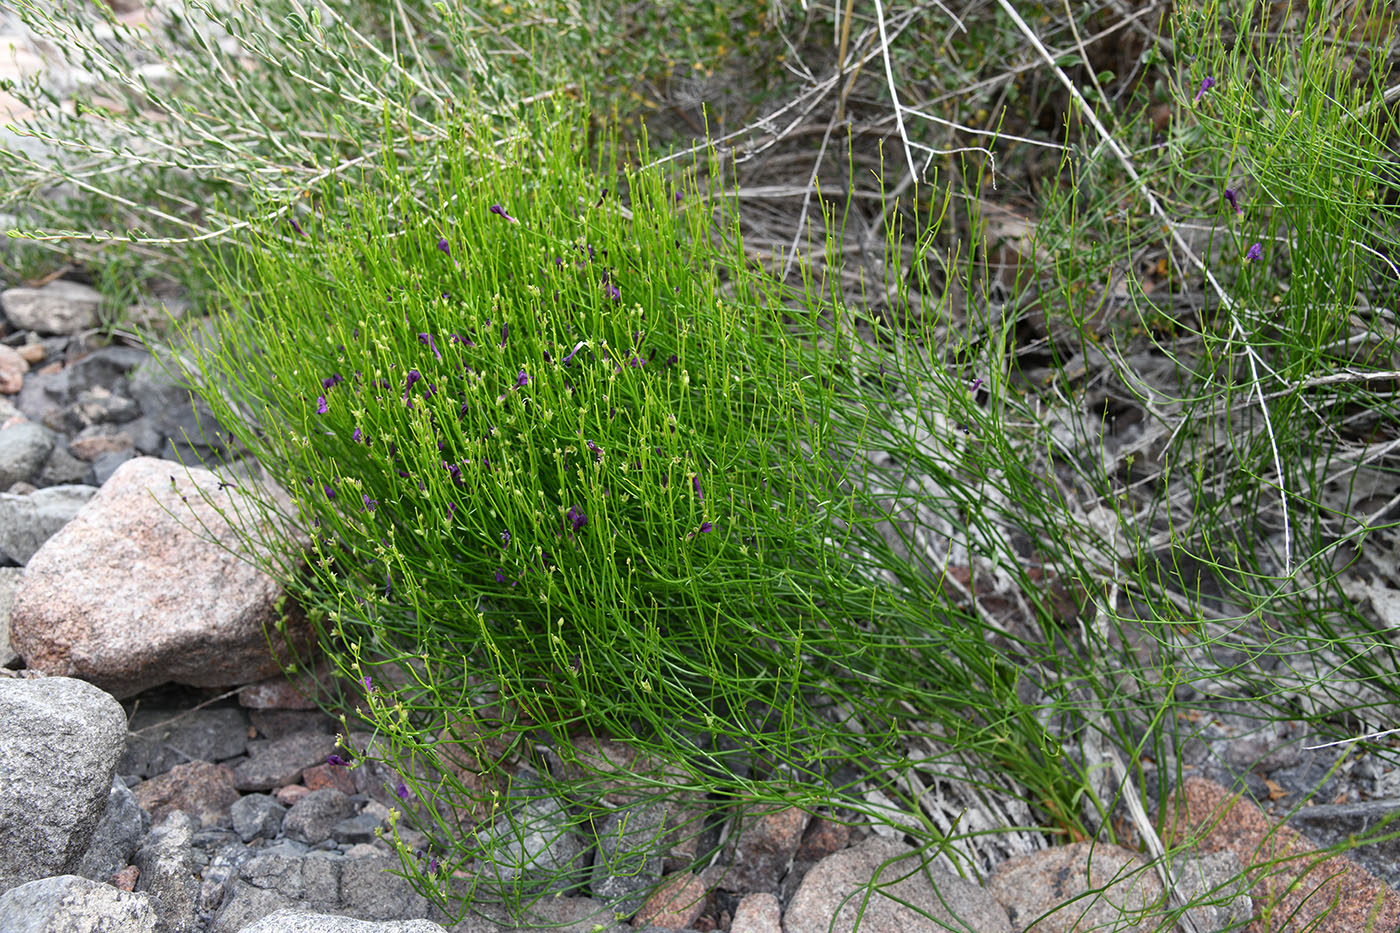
(0, 484, 97, 564)
(1287, 798, 1400, 890)
(76, 775, 151, 883)
(35, 442, 95, 488)
(128, 353, 229, 454)
(56, 385, 141, 432)
(200, 840, 255, 916)
(590, 802, 666, 917)
(211, 849, 437, 931)
(0, 419, 54, 489)
(93, 448, 138, 485)
(234, 732, 339, 792)
(475, 795, 590, 897)
(331, 812, 384, 847)
(120, 706, 251, 779)
(283, 789, 355, 846)
(133, 810, 202, 933)
(232, 794, 288, 844)
(0, 874, 158, 932)
(0, 676, 127, 891)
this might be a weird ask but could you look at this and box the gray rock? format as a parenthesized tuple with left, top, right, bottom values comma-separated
(0, 874, 158, 932)
(476, 795, 589, 896)
(0, 419, 54, 489)
(56, 385, 141, 432)
(234, 732, 340, 792)
(93, 449, 138, 486)
(125, 415, 166, 456)
(211, 853, 434, 931)
(127, 353, 229, 455)
(787, 836, 1012, 933)
(1171, 849, 1253, 932)
(76, 776, 152, 883)
(235, 908, 445, 932)
(1, 280, 103, 334)
(0, 566, 20, 667)
(199, 840, 257, 916)
(591, 802, 666, 916)
(283, 789, 355, 845)
(330, 812, 384, 847)
(36, 442, 96, 488)
(1286, 798, 1400, 891)
(120, 706, 250, 779)
(133, 811, 202, 933)
(232, 794, 288, 844)
(0, 484, 97, 564)
(0, 676, 128, 891)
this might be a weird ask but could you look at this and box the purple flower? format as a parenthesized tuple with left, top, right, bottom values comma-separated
(604, 282, 621, 302)
(327, 754, 350, 767)
(352, 426, 363, 444)
(500, 530, 511, 545)
(289, 217, 306, 237)
(324, 484, 335, 500)
(437, 237, 452, 257)
(1223, 188, 1243, 214)
(495, 568, 507, 584)
(395, 780, 412, 801)
(428, 857, 439, 875)
(698, 521, 714, 533)
(515, 369, 529, 388)
(561, 340, 587, 366)
(566, 505, 587, 532)
(362, 675, 375, 693)
(1194, 76, 1215, 104)
(500, 323, 509, 348)
(692, 475, 704, 502)
(322, 373, 343, 390)
(969, 377, 983, 393)
(418, 333, 442, 361)
(403, 370, 421, 400)
(362, 493, 376, 512)
(586, 439, 602, 461)
(316, 395, 328, 415)
(489, 203, 519, 224)
(1245, 242, 1264, 262)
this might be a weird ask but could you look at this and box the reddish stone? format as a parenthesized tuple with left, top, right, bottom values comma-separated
(0, 344, 27, 394)
(8, 457, 313, 699)
(275, 784, 312, 807)
(632, 871, 707, 929)
(796, 816, 850, 863)
(109, 865, 140, 891)
(131, 761, 240, 829)
(16, 343, 45, 365)
(718, 805, 809, 893)
(303, 762, 356, 795)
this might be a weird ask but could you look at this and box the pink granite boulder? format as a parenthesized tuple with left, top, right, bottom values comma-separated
(9, 456, 313, 698)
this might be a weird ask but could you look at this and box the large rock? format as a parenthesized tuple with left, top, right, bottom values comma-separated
(0, 483, 97, 563)
(210, 853, 434, 931)
(235, 909, 445, 932)
(784, 836, 1012, 933)
(1, 280, 103, 334)
(8, 456, 313, 698)
(0, 874, 158, 932)
(984, 840, 1164, 932)
(0, 675, 128, 892)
